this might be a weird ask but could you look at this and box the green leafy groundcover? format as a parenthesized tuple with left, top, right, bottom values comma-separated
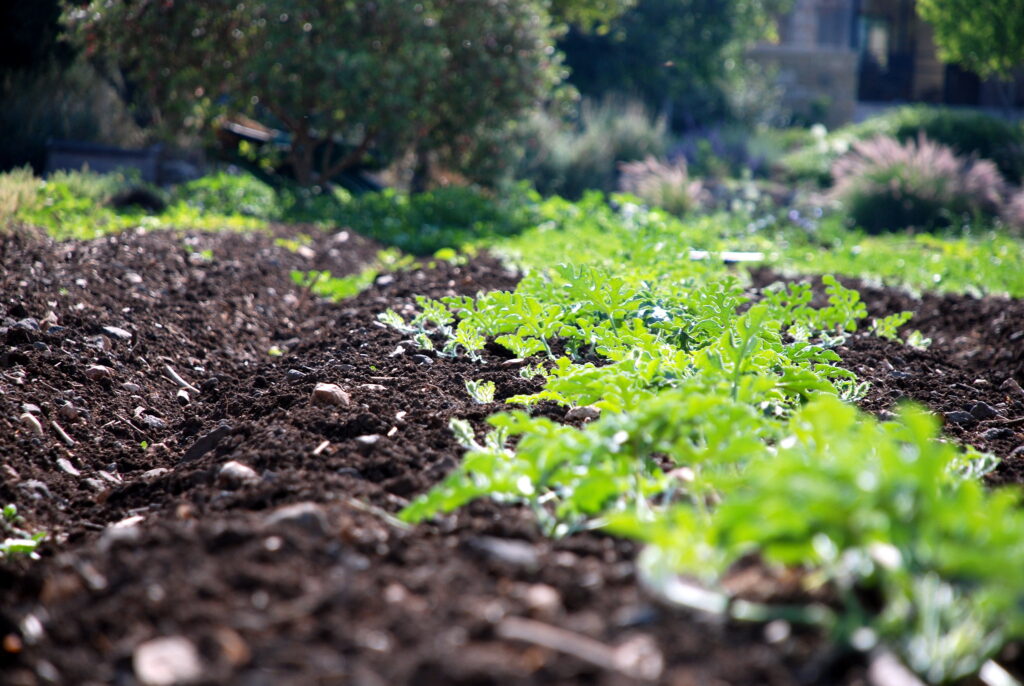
(382, 195, 1024, 684)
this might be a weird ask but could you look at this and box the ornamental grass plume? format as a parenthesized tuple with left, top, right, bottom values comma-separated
(830, 134, 1007, 233)
(617, 156, 703, 216)
(1002, 188, 1024, 233)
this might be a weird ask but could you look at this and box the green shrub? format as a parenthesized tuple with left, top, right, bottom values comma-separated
(831, 134, 1007, 233)
(177, 171, 281, 219)
(518, 97, 669, 199)
(333, 185, 538, 255)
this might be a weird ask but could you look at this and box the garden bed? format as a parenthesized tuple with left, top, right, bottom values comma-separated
(1, 225, 1023, 685)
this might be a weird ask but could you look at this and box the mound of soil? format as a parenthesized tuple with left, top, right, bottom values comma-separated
(0, 229, 1021, 685)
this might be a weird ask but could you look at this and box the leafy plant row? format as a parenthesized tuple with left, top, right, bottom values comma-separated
(381, 197, 1022, 684)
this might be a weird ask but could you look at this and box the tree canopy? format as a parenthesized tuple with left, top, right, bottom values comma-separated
(916, 0, 1024, 80)
(65, 0, 630, 187)
(558, 0, 789, 128)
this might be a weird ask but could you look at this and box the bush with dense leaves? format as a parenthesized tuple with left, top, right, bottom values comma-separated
(332, 185, 539, 256)
(177, 171, 281, 219)
(830, 134, 1007, 233)
(66, 1, 633, 188)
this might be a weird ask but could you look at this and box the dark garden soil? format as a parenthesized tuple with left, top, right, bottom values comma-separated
(0, 227, 1021, 686)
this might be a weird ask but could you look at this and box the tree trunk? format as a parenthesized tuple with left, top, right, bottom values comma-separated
(410, 141, 432, 194)
(289, 129, 316, 187)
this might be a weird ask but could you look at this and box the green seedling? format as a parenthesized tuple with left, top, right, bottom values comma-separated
(870, 311, 913, 341)
(1, 504, 46, 559)
(465, 379, 496, 404)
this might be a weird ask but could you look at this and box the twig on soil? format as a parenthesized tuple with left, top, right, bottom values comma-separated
(496, 616, 663, 681)
(999, 416, 1024, 428)
(163, 365, 201, 394)
(312, 440, 331, 456)
(339, 496, 412, 532)
(114, 414, 145, 437)
(50, 420, 75, 447)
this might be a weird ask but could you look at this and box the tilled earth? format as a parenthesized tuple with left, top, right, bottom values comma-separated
(1, 226, 1023, 686)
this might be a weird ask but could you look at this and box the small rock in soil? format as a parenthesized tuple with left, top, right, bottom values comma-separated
(355, 435, 382, 454)
(84, 365, 114, 381)
(565, 405, 601, 422)
(122, 382, 142, 393)
(18, 413, 43, 435)
(1001, 378, 1024, 399)
(982, 428, 1015, 441)
(200, 377, 219, 393)
(175, 389, 190, 406)
(311, 382, 351, 407)
(286, 369, 307, 382)
(142, 468, 170, 480)
(944, 411, 976, 426)
(217, 461, 260, 489)
(133, 635, 203, 686)
(21, 403, 42, 414)
(523, 584, 561, 617)
(264, 502, 329, 536)
(14, 318, 40, 331)
(99, 525, 142, 552)
(412, 354, 433, 366)
(969, 402, 999, 420)
(58, 403, 79, 421)
(140, 415, 168, 430)
(17, 479, 51, 500)
(359, 384, 387, 393)
(466, 536, 540, 571)
(56, 458, 80, 477)
(102, 326, 132, 341)
(83, 478, 106, 491)
(182, 424, 232, 462)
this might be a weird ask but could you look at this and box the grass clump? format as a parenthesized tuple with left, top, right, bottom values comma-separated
(0, 165, 40, 227)
(517, 96, 669, 199)
(617, 156, 701, 216)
